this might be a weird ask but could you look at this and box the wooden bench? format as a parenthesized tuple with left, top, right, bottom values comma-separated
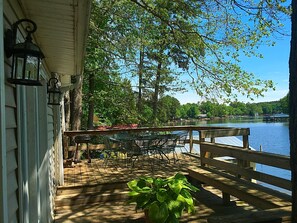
(207, 206, 291, 223)
(188, 141, 292, 222)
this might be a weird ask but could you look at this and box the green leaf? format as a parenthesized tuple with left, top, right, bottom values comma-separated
(174, 173, 187, 181)
(169, 182, 182, 195)
(168, 199, 184, 219)
(137, 178, 148, 188)
(166, 214, 179, 223)
(148, 202, 169, 223)
(135, 193, 151, 209)
(127, 179, 139, 190)
(157, 189, 168, 202)
(128, 191, 140, 197)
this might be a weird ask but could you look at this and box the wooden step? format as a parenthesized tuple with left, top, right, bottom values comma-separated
(55, 182, 130, 210)
(56, 181, 128, 196)
(55, 191, 129, 211)
(54, 200, 144, 223)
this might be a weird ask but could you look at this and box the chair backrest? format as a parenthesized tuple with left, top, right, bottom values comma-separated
(176, 131, 188, 145)
(74, 135, 91, 143)
(162, 134, 178, 152)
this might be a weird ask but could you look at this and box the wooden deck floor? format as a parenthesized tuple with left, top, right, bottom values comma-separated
(55, 154, 259, 223)
(62, 153, 200, 186)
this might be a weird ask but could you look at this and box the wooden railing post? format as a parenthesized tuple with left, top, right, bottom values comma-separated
(63, 135, 69, 159)
(237, 134, 251, 179)
(242, 134, 251, 170)
(199, 131, 206, 166)
(189, 129, 193, 153)
(211, 137, 215, 143)
(243, 135, 249, 149)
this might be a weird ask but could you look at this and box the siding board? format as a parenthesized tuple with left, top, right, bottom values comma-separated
(6, 121, 17, 153)
(5, 85, 16, 108)
(7, 172, 18, 222)
(5, 107, 16, 129)
(9, 215, 18, 223)
(4, 8, 19, 223)
(6, 150, 17, 174)
(7, 170, 18, 198)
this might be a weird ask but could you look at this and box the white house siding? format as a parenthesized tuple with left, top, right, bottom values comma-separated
(3, 10, 20, 222)
(5, 86, 18, 223)
(1, 0, 90, 222)
(0, 2, 9, 222)
(2, 1, 57, 222)
(48, 104, 63, 220)
(37, 85, 51, 223)
(47, 106, 55, 219)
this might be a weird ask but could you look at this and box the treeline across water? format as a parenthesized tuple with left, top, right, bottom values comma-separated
(86, 93, 288, 128)
(176, 94, 289, 120)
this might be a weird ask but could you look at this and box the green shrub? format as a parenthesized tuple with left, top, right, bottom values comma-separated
(127, 173, 199, 223)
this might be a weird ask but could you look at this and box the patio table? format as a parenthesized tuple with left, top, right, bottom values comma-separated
(113, 134, 152, 166)
(147, 134, 179, 163)
(114, 133, 179, 167)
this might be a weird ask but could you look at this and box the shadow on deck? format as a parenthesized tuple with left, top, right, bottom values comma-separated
(54, 154, 260, 223)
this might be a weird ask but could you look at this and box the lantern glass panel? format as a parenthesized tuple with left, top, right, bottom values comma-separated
(25, 56, 38, 80)
(14, 57, 24, 79)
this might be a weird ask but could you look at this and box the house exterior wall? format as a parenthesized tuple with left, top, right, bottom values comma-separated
(1, 2, 10, 223)
(1, 0, 63, 222)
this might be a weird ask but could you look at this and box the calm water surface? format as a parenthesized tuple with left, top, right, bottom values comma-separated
(200, 118, 290, 156)
(181, 118, 291, 183)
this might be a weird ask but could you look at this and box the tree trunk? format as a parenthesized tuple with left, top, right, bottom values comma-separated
(70, 78, 83, 131)
(289, 0, 297, 222)
(87, 73, 95, 130)
(152, 60, 162, 124)
(64, 91, 71, 131)
(138, 50, 144, 113)
(63, 91, 71, 158)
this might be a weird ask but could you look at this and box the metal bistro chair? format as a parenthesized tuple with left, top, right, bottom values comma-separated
(74, 135, 91, 163)
(175, 131, 189, 154)
(102, 136, 125, 167)
(113, 133, 143, 168)
(132, 134, 165, 170)
(158, 134, 179, 164)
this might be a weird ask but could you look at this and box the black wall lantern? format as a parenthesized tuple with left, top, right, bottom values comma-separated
(47, 77, 62, 105)
(4, 18, 44, 86)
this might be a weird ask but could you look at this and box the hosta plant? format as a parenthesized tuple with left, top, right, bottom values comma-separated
(127, 173, 199, 223)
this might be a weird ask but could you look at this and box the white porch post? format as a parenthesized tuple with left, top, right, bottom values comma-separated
(0, 0, 9, 222)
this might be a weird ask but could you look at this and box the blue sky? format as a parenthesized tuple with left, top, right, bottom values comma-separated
(172, 24, 291, 105)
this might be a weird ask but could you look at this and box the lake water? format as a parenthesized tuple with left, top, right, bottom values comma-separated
(178, 117, 291, 189)
(196, 117, 290, 156)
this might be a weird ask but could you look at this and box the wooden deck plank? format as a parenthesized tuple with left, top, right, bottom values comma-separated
(56, 154, 291, 223)
(55, 184, 258, 223)
(62, 154, 198, 186)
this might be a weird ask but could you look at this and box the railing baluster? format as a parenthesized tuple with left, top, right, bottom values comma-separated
(189, 129, 193, 153)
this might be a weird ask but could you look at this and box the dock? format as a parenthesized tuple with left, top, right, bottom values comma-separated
(263, 114, 289, 122)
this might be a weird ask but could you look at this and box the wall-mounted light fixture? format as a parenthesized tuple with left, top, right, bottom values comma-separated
(4, 18, 44, 86)
(47, 77, 62, 105)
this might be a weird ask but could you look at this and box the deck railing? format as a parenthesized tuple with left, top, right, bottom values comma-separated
(63, 126, 250, 158)
(62, 126, 292, 222)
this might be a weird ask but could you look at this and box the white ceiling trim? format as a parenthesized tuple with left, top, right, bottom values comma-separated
(19, 0, 91, 87)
